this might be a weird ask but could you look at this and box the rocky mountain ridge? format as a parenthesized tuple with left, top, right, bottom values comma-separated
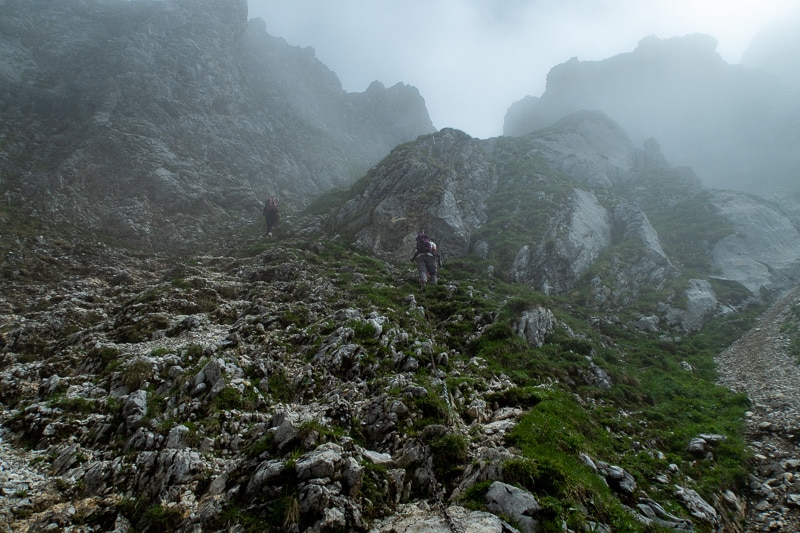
(0, 0, 434, 251)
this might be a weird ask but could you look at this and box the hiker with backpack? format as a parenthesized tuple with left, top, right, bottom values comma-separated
(411, 230, 441, 287)
(263, 196, 280, 236)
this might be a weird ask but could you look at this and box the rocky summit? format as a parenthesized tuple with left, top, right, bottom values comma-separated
(2, 1, 800, 532)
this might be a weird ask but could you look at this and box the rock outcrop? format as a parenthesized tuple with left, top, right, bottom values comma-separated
(335, 128, 496, 262)
(709, 190, 800, 300)
(510, 188, 612, 293)
(518, 110, 641, 187)
(332, 110, 800, 331)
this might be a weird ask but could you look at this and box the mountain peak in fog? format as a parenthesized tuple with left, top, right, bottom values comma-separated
(504, 33, 799, 197)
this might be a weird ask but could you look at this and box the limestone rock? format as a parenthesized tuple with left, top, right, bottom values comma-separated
(514, 307, 556, 348)
(122, 390, 148, 428)
(485, 481, 541, 533)
(522, 110, 640, 187)
(675, 485, 719, 527)
(710, 190, 800, 300)
(368, 503, 519, 533)
(335, 128, 495, 263)
(512, 188, 612, 293)
(597, 460, 637, 496)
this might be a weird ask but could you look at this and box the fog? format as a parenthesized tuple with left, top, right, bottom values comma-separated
(742, 13, 800, 91)
(248, 0, 796, 139)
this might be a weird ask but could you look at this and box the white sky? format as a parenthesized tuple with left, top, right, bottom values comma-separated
(247, 0, 797, 139)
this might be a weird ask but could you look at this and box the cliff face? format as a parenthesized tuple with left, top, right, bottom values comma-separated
(503, 34, 800, 197)
(334, 128, 496, 262)
(0, 0, 434, 250)
(709, 190, 800, 299)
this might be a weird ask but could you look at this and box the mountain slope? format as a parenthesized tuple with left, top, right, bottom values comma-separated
(0, 223, 760, 532)
(2, 3, 800, 531)
(0, 0, 434, 250)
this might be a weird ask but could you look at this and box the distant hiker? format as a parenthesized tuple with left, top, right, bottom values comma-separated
(263, 196, 280, 236)
(411, 230, 441, 287)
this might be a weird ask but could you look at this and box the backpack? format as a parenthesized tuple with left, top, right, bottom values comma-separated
(264, 197, 279, 214)
(416, 233, 432, 254)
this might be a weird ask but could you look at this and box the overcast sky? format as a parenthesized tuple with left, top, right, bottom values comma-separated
(247, 0, 796, 139)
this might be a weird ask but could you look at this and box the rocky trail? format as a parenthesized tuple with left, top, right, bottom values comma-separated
(0, 427, 62, 531)
(716, 287, 800, 532)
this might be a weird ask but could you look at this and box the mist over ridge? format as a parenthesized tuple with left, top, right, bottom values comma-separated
(503, 31, 800, 198)
(742, 9, 800, 92)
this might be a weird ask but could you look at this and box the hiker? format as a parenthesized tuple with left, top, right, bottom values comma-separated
(263, 196, 280, 236)
(411, 230, 441, 287)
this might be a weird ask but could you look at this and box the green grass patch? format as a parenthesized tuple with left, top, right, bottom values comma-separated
(212, 385, 258, 412)
(428, 432, 468, 484)
(49, 396, 97, 415)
